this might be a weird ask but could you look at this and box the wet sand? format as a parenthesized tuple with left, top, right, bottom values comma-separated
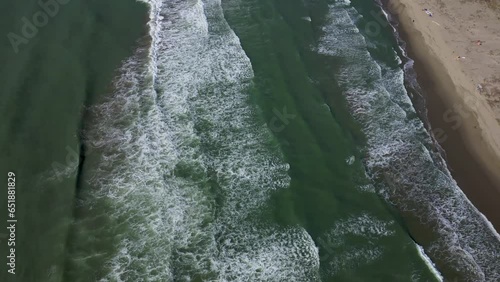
(385, 0, 500, 231)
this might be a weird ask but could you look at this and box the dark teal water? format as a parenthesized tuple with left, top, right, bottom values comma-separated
(2, 0, 500, 281)
(0, 0, 146, 281)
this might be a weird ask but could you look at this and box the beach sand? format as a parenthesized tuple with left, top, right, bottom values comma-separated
(386, 0, 500, 231)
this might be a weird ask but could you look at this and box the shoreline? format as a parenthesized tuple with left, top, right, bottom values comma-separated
(385, 0, 500, 232)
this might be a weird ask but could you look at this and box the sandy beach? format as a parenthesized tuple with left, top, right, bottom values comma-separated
(386, 0, 500, 231)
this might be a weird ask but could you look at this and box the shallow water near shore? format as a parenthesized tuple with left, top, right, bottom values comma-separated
(2, 0, 499, 281)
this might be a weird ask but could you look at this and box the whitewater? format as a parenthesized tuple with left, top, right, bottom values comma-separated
(66, 0, 321, 280)
(316, 1, 500, 281)
(61, 0, 500, 281)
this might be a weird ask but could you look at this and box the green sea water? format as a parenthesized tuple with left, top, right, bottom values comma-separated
(221, 0, 438, 280)
(0, 0, 147, 281)
(2, 0, 500, 281)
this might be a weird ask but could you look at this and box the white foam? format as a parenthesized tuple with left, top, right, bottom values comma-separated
(70, 0, 320, 280)
(318, 213, 396, 276)
(345, 155, 355, 165)
(416, 244, 444, 282)
(317, 3, 500, 280)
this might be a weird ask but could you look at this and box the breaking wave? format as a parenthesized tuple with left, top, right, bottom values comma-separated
(316, 1, 500, 281)
(68, 0, 321, 280)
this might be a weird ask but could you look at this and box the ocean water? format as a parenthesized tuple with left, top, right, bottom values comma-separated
(0, 1, 147, 281)
(2, 0, 500, 281)
(65, 0, 441, 280)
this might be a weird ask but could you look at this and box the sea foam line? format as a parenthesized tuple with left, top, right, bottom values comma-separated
(316, 2, 500, 281)
(72, 0, 321, 280)
(416, 244, 444, 282)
